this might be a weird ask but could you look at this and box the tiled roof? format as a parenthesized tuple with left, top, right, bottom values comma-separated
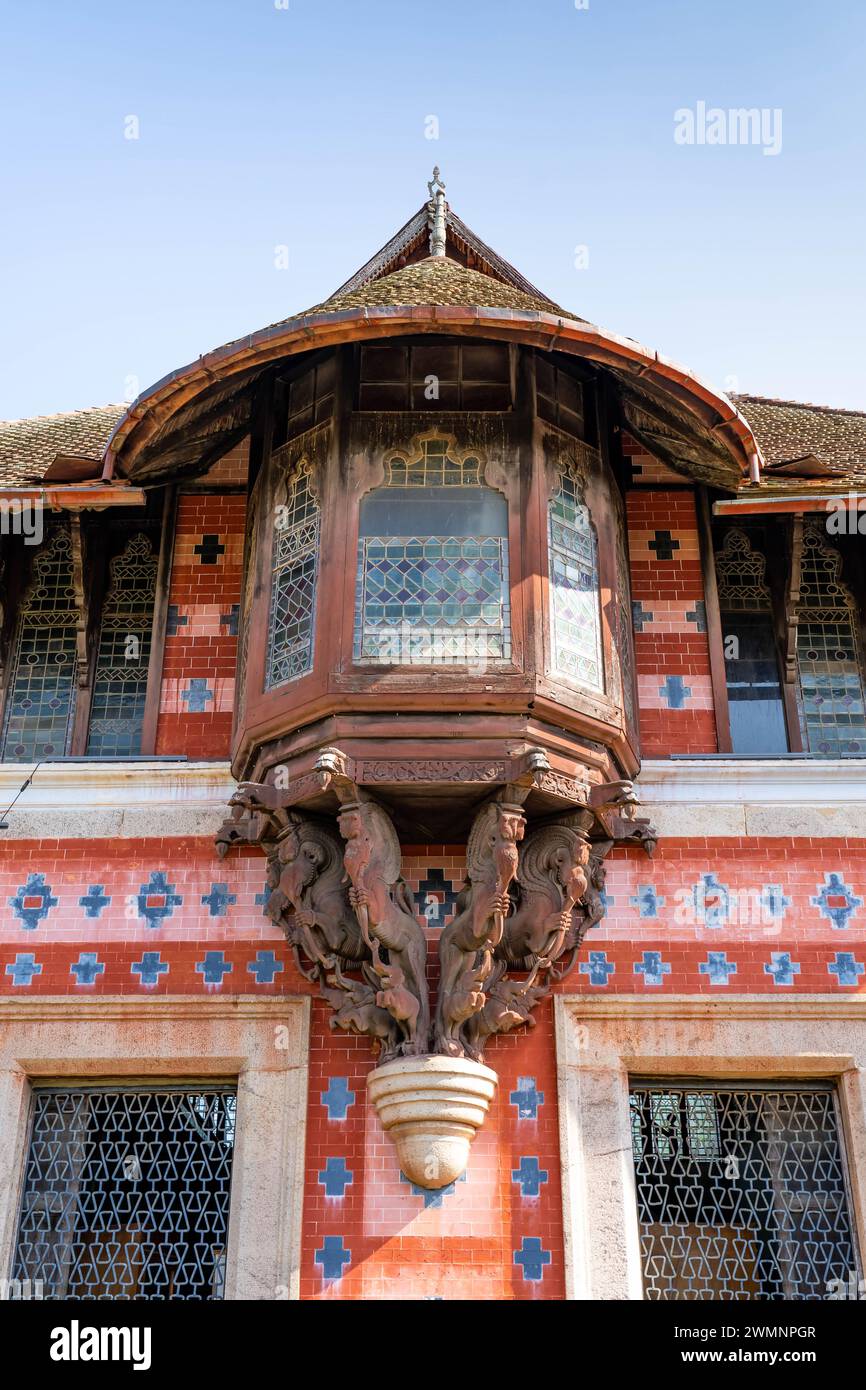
(735, 394, 866, 483)
(307, 255, 573, 319)
(0, 404, 125, 487)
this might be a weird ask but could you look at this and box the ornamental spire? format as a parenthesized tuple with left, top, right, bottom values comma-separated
(427, 166, 447, 257)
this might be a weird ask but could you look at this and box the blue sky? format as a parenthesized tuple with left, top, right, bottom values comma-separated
(1, 0, 864, 419)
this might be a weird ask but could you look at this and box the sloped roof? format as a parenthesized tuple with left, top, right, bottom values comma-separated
(0, 404, 125, 487)
(734, 394, 866, 484)
(308, 255, 572, 318)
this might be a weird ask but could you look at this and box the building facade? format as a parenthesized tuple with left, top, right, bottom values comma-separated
(1, 175, 866, 1301)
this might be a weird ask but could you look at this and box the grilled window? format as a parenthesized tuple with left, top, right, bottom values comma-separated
(796, 524, 866, 756)
(86, 533, 158, 756)
(354, 437, 511, 665)
(12, 1086, 237, 1301)
(715, 528, 788, 756)
(547, 454, 603, 690)
(630, 1083, 859, 1300)
(0, 526, 79, 760)
(266, 459, 320, 687)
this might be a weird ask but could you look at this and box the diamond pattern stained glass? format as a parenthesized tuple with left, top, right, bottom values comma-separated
(87, 534, 158, 756)
(548, 458, 603, 689)
(354, 439, 510, 666)
(12, 1087, 236, 1300)
(630, 1084, 858, 1300)
(796, 525, 866, 756)
(266, 461, 320, 687)
(1, 527, 78, 760)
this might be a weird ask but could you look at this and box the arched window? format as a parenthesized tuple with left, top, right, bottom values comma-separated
(796, 524, 866, 756)
(715, 528, 788, 756)
(86, 533, 158, 756)
(1, 526, 79, 760)
(547, 455, 602, 689)
(266, 459, 320, 687)
(354, 437, 511, 666)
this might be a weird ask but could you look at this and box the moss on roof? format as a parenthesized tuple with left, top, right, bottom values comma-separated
(735, 394, 866, 483)
(0, 404, 125, 487)
(307, 255, 575, 319)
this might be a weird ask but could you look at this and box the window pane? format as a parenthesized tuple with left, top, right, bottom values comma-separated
(12, 1087, 236, 1301)
(630, 1084, 859, 1300)
(266, 461, 320, 687)
(797, 526, 866, 756)
(1, 527, 78, 760)
(547, 457, 603, 689)
(722, 611, 788, 756)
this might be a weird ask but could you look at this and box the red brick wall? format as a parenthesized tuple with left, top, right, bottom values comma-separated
(626, 487, 718, 755)
(3, 835, 865, 1299)
(156, 494, 245, 757)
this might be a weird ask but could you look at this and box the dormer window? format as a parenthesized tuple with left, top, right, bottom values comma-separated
(353, 437, 511, 665)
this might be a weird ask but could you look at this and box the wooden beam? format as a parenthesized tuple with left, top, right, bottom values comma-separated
(140, 486, 177, 756)
(697, 488, 733, 754)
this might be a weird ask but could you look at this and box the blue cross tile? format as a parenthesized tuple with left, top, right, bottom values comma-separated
(182, 678, 214, 713)
(319, 1157, 354, 1198)
(514, 1236, 551, 1283)
(255, 884, 272, 912)
(630, 884, 665, 918)
(580, 950, 614, 987)
(195, 951, 232, 986)
(400, 1172, 465, 1208)
(413, 868, 461, 927)
(70, 952, 105, 987)
(693, 873, 731, 928)
(5, 953, 42, 987)
(166, 604, 188, 637)
(699, 952, 737, 986)
(137, 871, 182, 926)
(321, 1077, 356, 1120)
(510, 1077, 544, 1120)
(686, 600, 707, 633)
(828, 953, 865, 988)
(131, 951, 169, 987)
(247, 950, 284, 984)
(631, 600, 654, 633)
(315, 1236, 351, 1282)
(512, 1157, 549, 1198)
(764, 952, 801, 986)
(599, 885, 615, 911)
(220, 604, 240, 636)
(812, 874, 863, 930)
(634, 950, 672, 987)
(761, 884, 792, 923)
(659, 675, 692, 709)
(9, 873, 58, 930)
(79, 884, 111, 919)
(201, 882, 237, 917)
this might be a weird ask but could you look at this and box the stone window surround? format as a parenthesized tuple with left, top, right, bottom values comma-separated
(555, 995, 866, 1300)
(0, 995, 310, 1300)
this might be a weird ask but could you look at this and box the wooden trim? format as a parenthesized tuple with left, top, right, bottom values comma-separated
(68, 514, 95, 756)
(140, 486, 177, 755)
(697, 488, 732, 754)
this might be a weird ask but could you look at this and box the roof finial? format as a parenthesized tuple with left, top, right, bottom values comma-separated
(427, 166, 447, 258)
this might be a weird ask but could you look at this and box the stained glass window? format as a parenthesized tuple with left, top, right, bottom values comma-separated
(1, 527, 78, 760)
(796, 525, 866, 755)
(87, 534, 158, 756)
(354, 438, 511, 666)
(266, 460, 320, 687)
(547, 456, 602, 689)
(716, 528, 788, 756)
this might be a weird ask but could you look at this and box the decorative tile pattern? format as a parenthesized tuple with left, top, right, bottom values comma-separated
(5, 953, 42, 986)
(512, 1157, 549, 1198)
(764, 952, 801, 986)
(699, 951, 737, 985)
(321, 1077, 356, 1120)
(580, 950, 614, 986)
(201, 883, 237, 917)
(315, 1236, 351, 1281)
(131, 951, 169, 987)
(10, 873, 58, 930)
(195, 950, 232, 986)
(319, 1158, 354, 1198)
(514, 1236, 551, 1283)
(70, 952, 104, 986)
(634, 951, 671, 987)
(137, 872, 182, 926)
(813, 873, 863, 929)
(510, 1078, 544, 1120)
(79, 884, 111, 919)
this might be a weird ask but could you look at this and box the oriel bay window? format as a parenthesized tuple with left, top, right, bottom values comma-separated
(713, 518, 866, 757)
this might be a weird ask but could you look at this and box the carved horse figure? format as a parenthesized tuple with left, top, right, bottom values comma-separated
(337, 800, 430, 1055)
(434, 800, 525, 1057)
(264, 813, 368, 973)
(497, 823, 591, 971)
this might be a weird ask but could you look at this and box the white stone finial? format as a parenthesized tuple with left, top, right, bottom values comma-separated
(427, 166, 447, 257)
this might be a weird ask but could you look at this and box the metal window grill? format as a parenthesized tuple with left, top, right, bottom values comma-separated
(266, 459, 320, 688)
(86, 533, 158, 757)
(629, 1083, 860, 1300)
(796, 525, 866, 756)
(0, 526, 79, 761)
(12, 1087, 237, 1301)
